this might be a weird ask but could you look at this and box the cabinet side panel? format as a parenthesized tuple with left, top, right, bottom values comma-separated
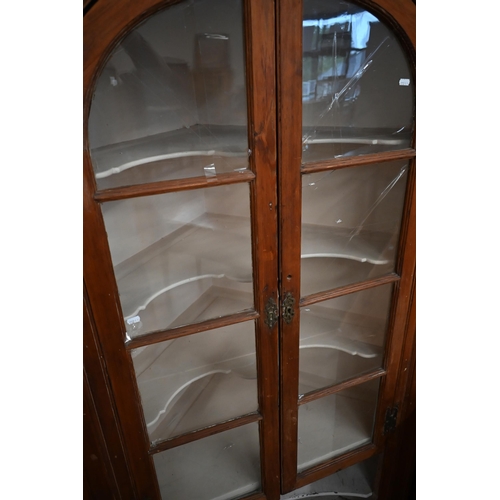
(83, 292, 132, 499)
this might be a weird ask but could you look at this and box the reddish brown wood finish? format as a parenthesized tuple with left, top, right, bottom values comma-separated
(245, 0, 281, 497)
(297, 368, 386, 406)
(84, 290, 135, 498)
(84, 376, 120, 500)
(394, 274, 416, 421)
(240, 493, 267, 500)
(85, 0, 415, 497)
(84, 4, 195, 497)
(295, 444, 377, 490)
(300, 273, 400, 308)
(126, 310, 259, 350)
(377, 275, 416, 500)
(149, 412, 263, 455)
(277, 0, 304, 491)
(372, 160, 415, 449)
(85, 0, 280, 498)
(94, 171, 256, 202)
(84, 157, 161, 498)
(277, 0, 415, 493)
(301, 148, 416, 174)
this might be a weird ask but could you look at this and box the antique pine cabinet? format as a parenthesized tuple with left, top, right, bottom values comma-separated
(83, 0, 416, 498)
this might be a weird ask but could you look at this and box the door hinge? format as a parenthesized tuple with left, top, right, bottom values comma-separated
(384, 405, 398, 434)
(264, 297, 279, 329)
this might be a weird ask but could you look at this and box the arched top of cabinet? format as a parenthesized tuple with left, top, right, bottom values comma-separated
(84, 0, 414, 97)
(363, 0, 415, 48)
(84, 0, 182, 107)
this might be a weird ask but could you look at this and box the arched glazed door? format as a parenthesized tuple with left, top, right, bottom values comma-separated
(277, 0, 415, 491)
(83, 0, 415, 498)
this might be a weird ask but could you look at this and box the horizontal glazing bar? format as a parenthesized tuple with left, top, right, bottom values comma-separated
(126, 309, 259, 349)
(300, 273, 400, 307)
(295, 444, 377, 490)
(298, 369, 386, 405)
(301, 149, 416, 175)
(148, 411, 263, 455)
(94, 171, 256, 202)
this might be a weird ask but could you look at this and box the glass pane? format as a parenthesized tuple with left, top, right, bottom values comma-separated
(302, 0, 414, 163)
(299, 284, 392, 396)
(297, 378, 380, 472)
(301, 160, 408, 297)
(154, 422, 261, 499)
(101, 183, 254, 338)
(281, 454, 379, 499)
(88, 0, 248, 189)
(132, 321, 258, 443)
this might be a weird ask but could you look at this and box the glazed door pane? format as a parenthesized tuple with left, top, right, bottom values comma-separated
(132, 321, 258, 444)
(301, 161, 408, 297)
(299, 284, 393, 395)
(100, 183, 254, 338)
(302, 0, 414, 163)
(153, 422, 261, 499)
(88, 0, 249, 189)
(297, 378, 380, 472)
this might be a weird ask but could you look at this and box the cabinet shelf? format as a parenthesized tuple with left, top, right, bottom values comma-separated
(133, 299, 258, 442)
(117, 215, 392, 335)
(298, 381, 379, 472)
(299, 305, 384, 394)
(302, 224, 389, 264)
(281, 460, 374, 499)
(114, 213, 253, 334)
(84, 0, 415, 497)
(300, 331, 381, 358)
(301, 127, 411, 161)
(91, 125, 249, 189)
(153, 422, 261, 500)
(135, 296, 383, 443)
(144, 365, 258, 442)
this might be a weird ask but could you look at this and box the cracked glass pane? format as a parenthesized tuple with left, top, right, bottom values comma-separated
(302, 0, 415, 163)
(301, 160, 409, 297)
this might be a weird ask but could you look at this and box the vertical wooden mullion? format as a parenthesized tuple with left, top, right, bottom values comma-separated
(245, 0, 280, 498)
(277, 0, 303, 492)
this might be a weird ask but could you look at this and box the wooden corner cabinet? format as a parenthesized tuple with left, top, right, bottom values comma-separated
(83, 0, 416, 498)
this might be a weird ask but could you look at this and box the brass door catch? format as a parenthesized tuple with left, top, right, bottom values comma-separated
(282, 292, 295, 324)
(264, 297, 278, 329)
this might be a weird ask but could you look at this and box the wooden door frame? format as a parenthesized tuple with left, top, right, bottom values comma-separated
(84, 0, 279, 498)
(84, 0, 415, 497)
(276, 0, 415, 492)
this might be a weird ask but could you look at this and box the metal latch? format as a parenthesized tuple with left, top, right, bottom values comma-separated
(264, 297, 278, 329)
(384, 406, 399, 434)
(282, 292, 295, 324)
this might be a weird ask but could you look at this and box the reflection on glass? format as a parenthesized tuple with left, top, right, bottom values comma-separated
(89, 0, 248, 189)
(302, 0, 414, 162)
(133, 321, 258, 443)
(297, 378, 380, 472)
(101, 183, 254, 338)
(299, 284, 393, 395)
(301, 161, 408, 297)
(153, 422, 261, 499)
